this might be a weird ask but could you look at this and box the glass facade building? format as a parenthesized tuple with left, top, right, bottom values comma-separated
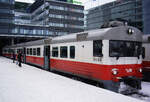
(0, 0, 14, 35)
(86, 0, 143, 31)
(0, 0, 84, 37)
(143, 0, 150, 34)
(28, 0, 84, 36)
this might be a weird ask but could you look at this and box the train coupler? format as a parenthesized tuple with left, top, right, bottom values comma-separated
(122, 76, 141, 90)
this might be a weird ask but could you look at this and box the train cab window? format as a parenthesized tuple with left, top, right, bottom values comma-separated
(93, 40, 103, 57)
(33, 48, 36, 55)
(70, 46, 75, 59)
(109, 40, 142, 57)
(60, 46, 68, 58)
(37, 48, 41, 56)
(30, 48, 32, 55)
(52, 47, 58, 57)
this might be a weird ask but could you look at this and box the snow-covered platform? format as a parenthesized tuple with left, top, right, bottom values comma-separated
(0, 57, 145, 102)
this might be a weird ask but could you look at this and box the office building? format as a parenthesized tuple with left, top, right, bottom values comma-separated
(0, 0, 14, 35)
(28, 0, 84, 36)
(143, 0, 150, 34)
(0, 0, 84, 37)
(86, 0, 143, 31)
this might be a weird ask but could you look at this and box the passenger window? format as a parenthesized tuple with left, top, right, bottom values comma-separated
(70, 46, 75, 59)
(52, 47, 58, 57)
(17, 49, 19, 53)
(60, 46, 68, 58)
(37, 48, 41, 56)
(33, 48, 36, 55)
(93, 40, 103, 57)
(27, 49, 30, 55)
(30, 48, 32, 55)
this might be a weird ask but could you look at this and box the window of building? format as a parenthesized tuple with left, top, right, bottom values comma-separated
(93, 40, 103, 57)
(37, 48, 41, 56)
(52, 47, 58, 57)
(60, 46, 68, 58)
(70, 46, 75, 59)
(33, 48, 36, 55)
(30, 48, 32, 55)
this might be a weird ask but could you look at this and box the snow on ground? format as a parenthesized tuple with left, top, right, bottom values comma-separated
(0, 57, 144, 102)
(135, 82, 150, 102)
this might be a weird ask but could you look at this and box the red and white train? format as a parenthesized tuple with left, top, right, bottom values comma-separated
(2, 25, 143, 92)
(142, 35, 150, 81)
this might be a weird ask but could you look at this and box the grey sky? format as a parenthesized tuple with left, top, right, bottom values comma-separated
(15, 0, 116, 9)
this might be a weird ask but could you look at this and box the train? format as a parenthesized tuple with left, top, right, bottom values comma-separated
(2, 25, 143, 93)
(142, 35, 150, 81)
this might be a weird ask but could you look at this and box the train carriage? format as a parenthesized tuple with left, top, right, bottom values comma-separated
(50, 26, 143, 92)
(2, 25, 143, 92)
(142, 35, 150, 81)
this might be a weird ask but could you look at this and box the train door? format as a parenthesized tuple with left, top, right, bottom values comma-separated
(44, 45, 50, 70)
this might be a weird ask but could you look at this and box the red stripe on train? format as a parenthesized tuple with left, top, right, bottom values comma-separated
(3, 54, 12, 58)
(50, 59, 142, 82)
(26, 56, 44, 67)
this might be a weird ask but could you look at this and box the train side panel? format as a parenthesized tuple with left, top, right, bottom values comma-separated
(26, 45, 44, 67)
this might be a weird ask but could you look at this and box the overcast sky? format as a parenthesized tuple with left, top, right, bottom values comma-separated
(82, 0, 115, 9)
(15, 0, 116, 9)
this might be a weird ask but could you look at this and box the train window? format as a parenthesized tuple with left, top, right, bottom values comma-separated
(27, 49, 30, 55)
(52, 47, 58, 57)
(33, 48, 36, 55)
(37, 48, 41, 56)
(30, 48, 32, 55)
(17, 49, 22, 53)
(17, 49, 19, 53)
(109, 40, 142, 57)
(93, 40, 103, 57)
(70, 46, 75, 59)
(60, 46, 68, 58)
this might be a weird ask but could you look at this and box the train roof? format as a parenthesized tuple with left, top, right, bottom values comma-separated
(51, 26, 142, 44)
(4, 26, 142, 48)
(4, 39, 47, 48)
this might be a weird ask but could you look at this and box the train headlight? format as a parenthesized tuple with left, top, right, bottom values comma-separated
(112, 68, 118, 75)
(139, 68, 142, 73)
(127, 28, 134, 35)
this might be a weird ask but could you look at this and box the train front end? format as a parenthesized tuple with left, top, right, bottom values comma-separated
(109, 40, 143, 93)
(102, 26, 143, 93)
